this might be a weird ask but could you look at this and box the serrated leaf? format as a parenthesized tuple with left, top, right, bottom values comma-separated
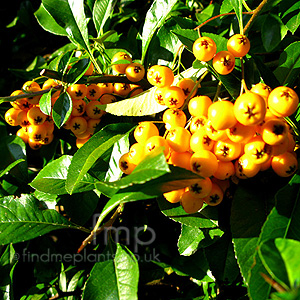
(178, 225, 204, 256)
(52, 92, 73, 128)
(273, 41, 300, 86)
(65, 123, 135, 194)
(82, 243, 139, 300)
(141, 0, 179, 63)
(0, 194, 88, 245)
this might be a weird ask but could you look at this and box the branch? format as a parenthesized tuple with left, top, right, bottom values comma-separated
(77, 204, 124, 253)
(244, 0, 270, 34)
(194, 12, 253, 31)
(260, 273, 287, 293)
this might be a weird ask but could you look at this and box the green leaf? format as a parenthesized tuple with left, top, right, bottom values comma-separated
(159, 196, 220, 229)
(273, 41, 300, 87)
(82, 243, 139, 300)
(178, 225, 204, 256)
(57, 191, 99, 225)
(39, 89, 52, 116)
(248, 174, 300, 299)
(30, 155, 97, 195)
(261, 14, 288, 52)
(171, 28, 198, 52)
(195, 60, 240, 99)
(258, 239, 290, 291)
(205, 233, 240, 284)
(65, 123, 135, 194)
(34, 3, 68, 36)
(0, 136, 28, 183)
(95, 150, 206, 226)
(229, 0, 243, 33)
(231, 175, 284, 283)
(52, 91, 73, 128)
(66, 58, 90, 84)
(0, 159, 25, 179)
(0, 244, 17, 300)
(0, 194, 88, 245)
(196, 3, 221, 28)
(258, 175, 300, 244)
(147, 19, 183, 67)
(93, 0, 116, 36)
(251, 54, 280, 89)
(273, 238, 300, 287)
(155, 249, 209, 280)
(141, 0, 179, 63)
(281, 0, 300, 34)
(42, 0, 90, 52)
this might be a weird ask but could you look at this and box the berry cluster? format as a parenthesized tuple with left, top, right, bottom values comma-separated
(4, 52, 145, 149)
(5, 80, 55, 150)
(193, 33, 250, 75)
(118, 47, 299, 214)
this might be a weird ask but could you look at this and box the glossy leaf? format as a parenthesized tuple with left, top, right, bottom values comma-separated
(65, 123, 135, 194)
(273, 41, 300, 86)
(52, 91, 73, 128)
(0, 194, 88, 245)
(230, 0, 243, 32)
(95, 152, 205, 226)
(147, 19, 183, 67)
(141, 0, 179, 63)
(93, 0, 116, 36)
(66, 58, 90, 84)
(82, 243, 139, 300)
(39, 89, 52, 116)
(42, 0, 90, 51)
(258, 239, 290, 291)
(34, 3, 68, 36)
(30, 155, 97, 195)
(178, 224, 223, 256)
(273, 238, 300, 287)
(281, 0, 300, 34)
(178, 225, 204, 256)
